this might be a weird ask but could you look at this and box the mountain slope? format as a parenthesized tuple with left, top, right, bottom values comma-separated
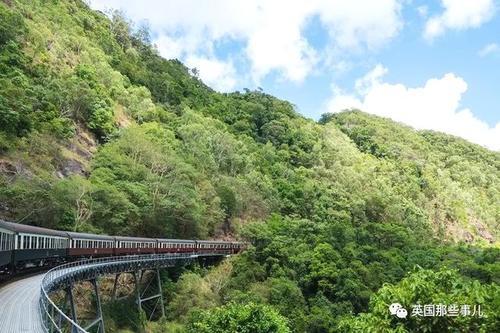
(0, 0, 498, 242)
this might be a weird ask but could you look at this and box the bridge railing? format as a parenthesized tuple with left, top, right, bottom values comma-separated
(39, 251, 230, 333)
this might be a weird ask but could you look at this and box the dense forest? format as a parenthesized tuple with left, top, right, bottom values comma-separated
(0, 1, 498, 332)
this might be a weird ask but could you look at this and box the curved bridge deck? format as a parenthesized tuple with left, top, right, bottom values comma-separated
(0, 274, 45, 333)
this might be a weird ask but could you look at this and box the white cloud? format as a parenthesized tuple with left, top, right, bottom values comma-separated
(478, 43, 500, 57)
(417, 5, 429, 18)
(89, 0, 403, 85)
(185, 56, 237, 92)
(327, 65, 500, 151)
(318, 0, 403, 51)
(424, 0, 496, 40)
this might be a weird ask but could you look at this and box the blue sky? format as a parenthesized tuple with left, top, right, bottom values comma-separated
(90, 0, 499, 150)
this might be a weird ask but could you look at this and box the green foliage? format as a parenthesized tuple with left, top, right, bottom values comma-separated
(338, 268, 499, 333)
(103, 298, 146, 333)
(186, 302, 291, 333)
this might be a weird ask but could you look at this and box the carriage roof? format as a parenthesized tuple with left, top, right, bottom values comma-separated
(0, 220, 68, 238)
(66, 231, 115, 241)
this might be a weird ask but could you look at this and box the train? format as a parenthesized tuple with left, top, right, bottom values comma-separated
(0, 219, 244, 277)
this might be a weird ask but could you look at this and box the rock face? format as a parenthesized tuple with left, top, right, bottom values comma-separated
(56, 126, 97, 178)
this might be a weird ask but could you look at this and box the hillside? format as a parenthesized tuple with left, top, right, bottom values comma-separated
(0, 1, 499, 332)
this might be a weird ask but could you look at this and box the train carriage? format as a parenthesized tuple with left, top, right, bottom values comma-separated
(0, 220, 69, 270)
(114, 236, 157, 255)
(0, 222, 15, 273)
(231, 241, 245, 254)
(157, 238, 196, 253)
(67, 231, 115, 257)
(0, 219, 246, 279)
(197, 240, 235, 254)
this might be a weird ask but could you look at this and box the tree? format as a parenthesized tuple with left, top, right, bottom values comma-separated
(186, 302, 291, 333)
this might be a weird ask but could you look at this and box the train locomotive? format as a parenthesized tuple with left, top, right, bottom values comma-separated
(0, 220, 244, 277)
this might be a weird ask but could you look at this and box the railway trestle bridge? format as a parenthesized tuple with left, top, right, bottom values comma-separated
(38, 252, 228, 333)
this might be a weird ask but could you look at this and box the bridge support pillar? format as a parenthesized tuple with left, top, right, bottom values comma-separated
(111, 273, 120, 301)
(156, 268, 166, 318)
(134, 268, 165, 320)
(66, 284, 78, 324)
(83, 278, 105, 333)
